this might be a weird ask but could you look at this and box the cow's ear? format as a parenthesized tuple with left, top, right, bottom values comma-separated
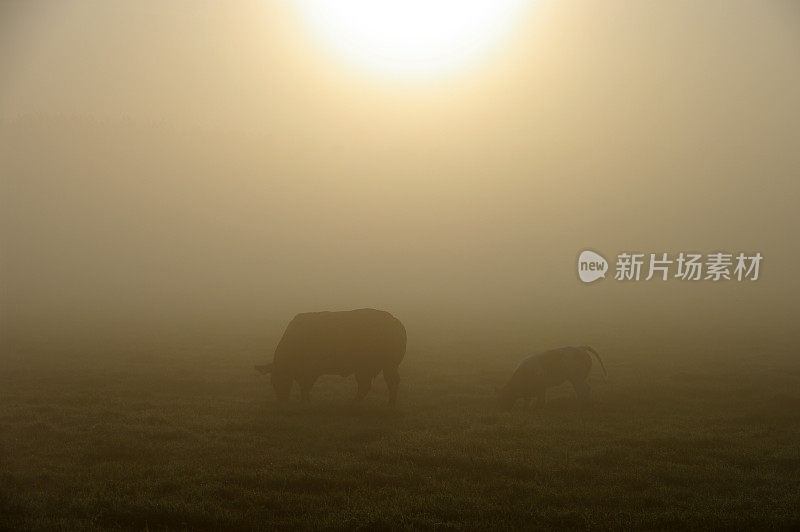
(254, 363, 273, 374)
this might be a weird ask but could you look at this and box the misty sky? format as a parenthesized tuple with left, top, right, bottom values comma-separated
(1, 1, 799, 347)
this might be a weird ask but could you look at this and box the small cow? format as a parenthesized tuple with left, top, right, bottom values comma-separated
(498, 346, 606, 410)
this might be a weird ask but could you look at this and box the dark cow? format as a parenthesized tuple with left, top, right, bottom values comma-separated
(498, 346, 607, 410)
(255, 309, 406, 406)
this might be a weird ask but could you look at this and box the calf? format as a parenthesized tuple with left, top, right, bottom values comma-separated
(498, 346, 606, 410)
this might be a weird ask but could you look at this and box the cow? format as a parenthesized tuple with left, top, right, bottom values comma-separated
(255, 309, 407, 406)
(497, 346, 606, 410)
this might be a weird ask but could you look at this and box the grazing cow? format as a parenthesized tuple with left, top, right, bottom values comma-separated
(255, 309, 406, 406)
(498, 346, 606, 410)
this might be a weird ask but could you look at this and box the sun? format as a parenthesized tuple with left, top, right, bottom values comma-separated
(294, 0, 531, 78)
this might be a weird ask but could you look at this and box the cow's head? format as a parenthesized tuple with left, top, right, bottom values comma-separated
(256, 362, 272, 375)
(254, 363, 292, 402)
(271, 372, 292, 401)
(496, 385, 515, 411)
(254, 363, 273, 375)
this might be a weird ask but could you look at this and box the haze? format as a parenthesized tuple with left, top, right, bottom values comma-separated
(2, 0, 799, 356)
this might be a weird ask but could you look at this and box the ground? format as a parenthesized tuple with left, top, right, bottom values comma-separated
(1, 336, 799, 529)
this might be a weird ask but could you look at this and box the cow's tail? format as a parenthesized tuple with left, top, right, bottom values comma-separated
(582, 346, 607, 378)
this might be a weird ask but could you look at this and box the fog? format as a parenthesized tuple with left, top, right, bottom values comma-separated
(2, 0, 799, 356)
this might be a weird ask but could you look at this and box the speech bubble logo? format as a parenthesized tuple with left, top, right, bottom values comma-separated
(578, 250, 608, 283)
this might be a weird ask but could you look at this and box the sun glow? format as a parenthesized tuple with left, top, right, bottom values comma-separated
(294, 0, 531, 78)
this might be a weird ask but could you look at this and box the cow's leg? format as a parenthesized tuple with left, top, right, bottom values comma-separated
(299, 376, 316, 402)
(571, 379, 590, 409)
(523, 396, 533, 407)
(383, 366, 400, 407)
(534, 388, 546, 409)
(354, 373, 373, 402)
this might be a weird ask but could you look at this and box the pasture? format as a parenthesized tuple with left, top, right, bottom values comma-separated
(2, 332, 799, 529)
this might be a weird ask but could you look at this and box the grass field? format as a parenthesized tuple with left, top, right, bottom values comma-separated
(2, 334, 799, 529)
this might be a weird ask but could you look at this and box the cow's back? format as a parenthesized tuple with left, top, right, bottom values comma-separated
(274, 309, 406, 377)
(515, 347, 592, 385)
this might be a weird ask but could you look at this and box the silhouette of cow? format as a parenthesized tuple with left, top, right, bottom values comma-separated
(498, 346, 606, 410)
(255, 309, 406, 406)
